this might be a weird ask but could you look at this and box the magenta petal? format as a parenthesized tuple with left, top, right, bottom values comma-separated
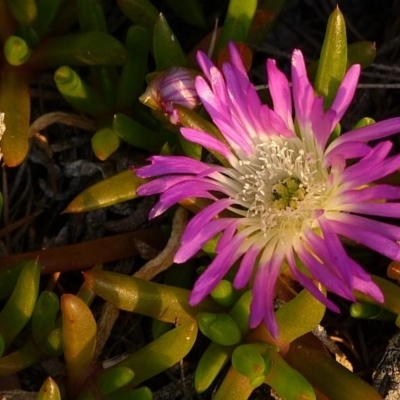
(234, 245, 261, 289)
(181, 127, 233, 159)
(344, 153, 400, 189)
(295, 235, 355, 301)
(325, 141, 372, 163)
(310, 97, 336, 149)
(228, 42, 250, 86)
(339, 184, 400, 204)
(291, 49, 314, 132)
(175, 218, 238, 263)
(136, 155, 209, 178)
(339, 202, 400, 218)
(222, 63, 264, 138)
(268, 109, 296, 138)
(286, 248, 340, 312)
(180, 198, 235, 242)
(341, 141, 393, 183)
(330, 64, 360, 125)
(149, 180, 220, 218)
(250, 250, 284, 337)
(328, 219, 400, 261)
(348, 258, 384, 302)
(196, 50, 215, 81)
(328, 212, 400, 241)
(216, 221, 239, 252)
(189, 234, 246, 304)
(327, 117, 400, 150)
(209, 66, 230, 109)
(267, 59, 293, 132)
(137, 175, 192, 196)
(317, 217, 355, 283)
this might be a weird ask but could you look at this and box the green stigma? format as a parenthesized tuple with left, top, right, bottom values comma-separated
(271, 177, 305, 210)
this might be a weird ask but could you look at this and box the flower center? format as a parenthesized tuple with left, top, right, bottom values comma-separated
(235, 139, 328, 236)
(271, 177, 305, 210)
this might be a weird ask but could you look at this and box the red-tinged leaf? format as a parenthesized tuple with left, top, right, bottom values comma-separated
(286, 343, 382, 400)
(0, 228, 166, 274)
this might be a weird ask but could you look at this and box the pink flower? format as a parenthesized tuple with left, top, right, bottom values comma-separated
(137, 43, 400, 337)
(139, 67, 200, 124)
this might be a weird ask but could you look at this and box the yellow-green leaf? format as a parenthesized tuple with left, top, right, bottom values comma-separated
(314, 7, 347, 108)
(64, 170, 144, 213)
(61, 294, 96, 395)
(0, 64, 31, 167)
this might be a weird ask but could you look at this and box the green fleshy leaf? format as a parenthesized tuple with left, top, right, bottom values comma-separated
(62, 294, 97, 396)
(232, 344, 270, 388)
(83, 270, 224, 323)
(0, 64, 31, 167)
(217, 0, 258, 51)
(34, 0, 63, 38)
(3, 35, 32, 66)
(353, 117, 375, 129)
(31, 291, 60, 348)
(0, 340, 43, 375)
(197, 312, 242, 346)
(195, 342, 233, 393)
(28, 32, 128, 69)
(347, 41, 376, 69)
(213, 367, 254, 400)
(95, 367, 135, 395)
(64, 170, 144, 213)
(77, 0, 107, 32)
(117, 0, 158, 35)
(41, 328, 63, 357)
(153, 13, 188, 70)
(54, 66, 111, 116)
(314, 7, 347, 108)
(179, 134, 202, 159)
(5, 0, 37, 26)
(91, 126, 121, 160)
(356, 275, 400, 317)
(264, 344, 315, 400)
(210, 280, 236, 307)
(103, 386, 153, 400)
(276, 288, 326, 345)
(113, 113, 173, 152)
(113, 322, 197, 386)
(350, 302, 396, 321)
(164, 0, 207, 28)
(0, 259, 40, 347)
(0, 262, 24, 300)
(116, 26, 151, 110)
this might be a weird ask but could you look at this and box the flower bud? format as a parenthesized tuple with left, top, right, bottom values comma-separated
(140, 68, 199, 124)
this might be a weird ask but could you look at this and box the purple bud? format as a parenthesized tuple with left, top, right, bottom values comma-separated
(140, 67, 200, 124)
